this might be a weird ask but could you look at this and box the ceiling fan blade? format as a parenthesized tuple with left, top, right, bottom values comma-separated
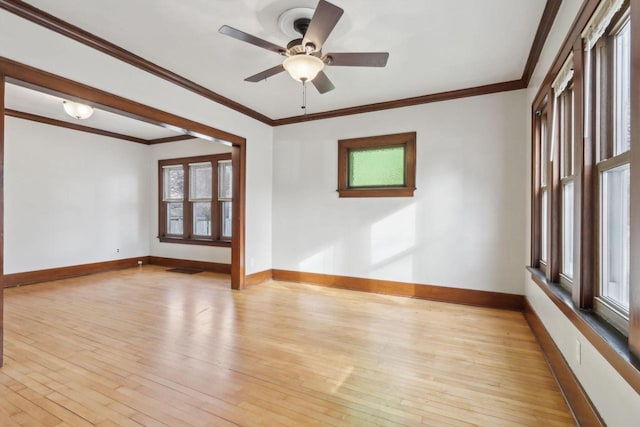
(324, 52, 389, 67)
(244, 64, 286, 82)
(219, 25, 286, 55)
(312, 71, 335, 94)
(303, 0, 344, 50)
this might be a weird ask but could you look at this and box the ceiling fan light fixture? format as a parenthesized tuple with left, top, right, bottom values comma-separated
(283, 54, 324, 82)
(63, 100, 95, 120)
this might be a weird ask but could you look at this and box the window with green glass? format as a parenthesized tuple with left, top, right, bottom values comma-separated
(338, 132, 416, 198)
(348, 146, 406, 188)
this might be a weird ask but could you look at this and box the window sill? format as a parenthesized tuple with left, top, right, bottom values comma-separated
(338, 187, 416, 198)
(159, 237, 231, 248)
(527, 267, 640, 394)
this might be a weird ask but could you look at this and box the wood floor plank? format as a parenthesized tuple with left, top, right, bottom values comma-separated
(0, 266, 576, 426)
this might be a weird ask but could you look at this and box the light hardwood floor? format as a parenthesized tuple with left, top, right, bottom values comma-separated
(0, 266, 575, 426)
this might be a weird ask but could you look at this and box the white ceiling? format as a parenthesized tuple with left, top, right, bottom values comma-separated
(5, 83, 181, 140)
(20, 0, 546, 120)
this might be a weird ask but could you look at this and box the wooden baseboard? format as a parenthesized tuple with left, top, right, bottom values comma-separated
(3, 256, 149, 288)
(271, 269, 524, 311)
(524, 300, 603, 426)
(246, 269, 273, 287)
(148, 256, 230, 274)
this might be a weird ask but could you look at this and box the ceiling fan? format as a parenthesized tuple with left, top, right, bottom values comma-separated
(218, 0, 389, 94)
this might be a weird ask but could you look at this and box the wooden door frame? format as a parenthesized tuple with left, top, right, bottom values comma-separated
(0, 57, 248, 365)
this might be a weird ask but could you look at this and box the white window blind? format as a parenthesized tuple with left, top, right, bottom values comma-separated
(582, 0, 624, 50)
(552, 54, 574, 98)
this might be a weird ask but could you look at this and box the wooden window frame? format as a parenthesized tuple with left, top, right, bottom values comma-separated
(158, 153, 232, 247)
(337, 132, 416, 198)
(532, 101, 551, 275)
(559, 84, 576, 289)
(527, 0, 640, 393)
(591, 10, 632, 333)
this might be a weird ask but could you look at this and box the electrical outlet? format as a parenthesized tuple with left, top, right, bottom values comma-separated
(116, 248, 120, 253)
(575, 339, 581, 365)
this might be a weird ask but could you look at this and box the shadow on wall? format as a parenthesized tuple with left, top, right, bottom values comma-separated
(297, 203, 418, 282)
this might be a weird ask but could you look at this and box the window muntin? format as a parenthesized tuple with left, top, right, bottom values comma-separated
(159, 154, 231, 246)
(338, 132, 416, 198)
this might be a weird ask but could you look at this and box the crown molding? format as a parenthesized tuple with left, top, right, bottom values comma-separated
(0, 0, 561, 127)
(272, 79, 526, 126)
(522, 0, 563, 86)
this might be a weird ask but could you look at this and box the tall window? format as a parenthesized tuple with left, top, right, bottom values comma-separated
(159, 153, 232, 246)
(559, 83, 576, 284)
(539, 111, 550, 267)
(594, 12, 630, 330)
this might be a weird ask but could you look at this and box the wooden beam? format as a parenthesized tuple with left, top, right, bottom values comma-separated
(5, 109, 149, 144)
(146, 134, 198, 145)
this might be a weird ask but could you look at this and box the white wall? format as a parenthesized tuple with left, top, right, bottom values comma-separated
(273, 90, 527, 295)
(524, 1, 640, 424)
(4, 117, 149, 273)
(0, 9, 273, 275)
(148, 139, 232, 264)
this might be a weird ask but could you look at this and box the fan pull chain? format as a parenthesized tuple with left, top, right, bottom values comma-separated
(301, 80, 307, 114)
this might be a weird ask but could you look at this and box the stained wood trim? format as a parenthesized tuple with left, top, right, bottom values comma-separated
(5, 108, 149, 144)
(273, 80, 526, 126)
(529, 269, 640, 395)
(148, 256, 230, 274)
(231, 144, 246, 289)
(3, 257, 149, 288)
(0, 0, 274, 126)
(0, 73, 5, 366)
(147, 135, 198, 145)
(524, 300, 604, 426)
(246, 269, 273, 287)
(272, 269, 524, 311)
(522, 0, 563, 86)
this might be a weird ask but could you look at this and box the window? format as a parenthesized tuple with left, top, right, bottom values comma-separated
(159, 153, 232, 246)
(539, 111, 550, 267)
(559, 85, 576, 283)
(338, 132, 416, 197)
(593, 13, 631, 330)
(530, 1, 634, 338)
